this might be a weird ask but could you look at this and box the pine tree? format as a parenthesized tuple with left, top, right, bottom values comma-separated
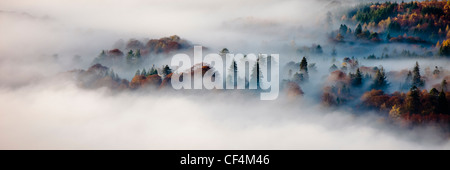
(141, 68, 147, 76)
(372, 68, 388, 90)
(135, 69, 141, 76)
(162, 65, 172, 76)
(99, 50, 107, 59)
(227, 59, 238, 87)
(352, 68, 363, 86)
(329, 64, 338, 72)
(93, 50, 107, 64)
(355, 24, 362, 36)
(438, 90, 448, 114)
(299, 57, 309, 81)
(250, 58, 263, 89)
(300, 57, 308, 73)
(149, 64, 158, 75)
(430, 88, 439, 96)
(406, 86, 421, 114)
(135, 49, 141, 59)
(315, 45, 323, 54)
(412, 61, 424, 87)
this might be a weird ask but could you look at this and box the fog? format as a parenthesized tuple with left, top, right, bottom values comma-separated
(0, 81, 448, 149)
(0, 0, 449, 149)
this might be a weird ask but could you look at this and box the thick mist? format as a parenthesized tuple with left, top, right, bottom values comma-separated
(0, 80, 448, 149)
(0, 0, 449, 149)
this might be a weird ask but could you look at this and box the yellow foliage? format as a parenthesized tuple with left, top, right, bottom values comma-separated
(389, 105, 401, 120)
(442, 39, 450, 47)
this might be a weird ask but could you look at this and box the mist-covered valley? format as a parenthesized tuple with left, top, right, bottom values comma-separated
(1, 0, 450, 149)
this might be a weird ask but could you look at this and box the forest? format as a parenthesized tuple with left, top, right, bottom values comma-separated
(3, 0, 450, 149)
(69, 1, 450, 135)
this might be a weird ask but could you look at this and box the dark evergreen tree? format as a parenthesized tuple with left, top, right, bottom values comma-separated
(149, 64, 158, 75)
(135, 69, 141, 76)
(412, 61, 424, 87)
(355, 24, 362, 36)
(430, 88, 439, 96)
(438, 90, 448, 114)
(372, 68, 388, 90)
(250, 58, 263, 89)
(406, 86, 421, 114)
(141, 68, 147, 76)
(315, 45, 323, 54)
(352, 68, 363, 86)
(162, 65, 172, 76)
(227, 59, 238, 87)
(299, 57, 309, 81)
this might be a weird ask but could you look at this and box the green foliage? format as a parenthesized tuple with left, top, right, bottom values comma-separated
(162, 65, 172, 76)
(350, 68, 363, 87)
(372, 68, 388, 90)
(406, 86, 421, 114)
(412, 62, 424, 87)
(135, 69, 141, 76)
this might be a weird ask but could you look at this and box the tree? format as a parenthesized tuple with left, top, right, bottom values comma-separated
(339, 24, 348, 35)
(141, 68, 147, 76)
(372, 68, 388, 90)
(227, 59, 238, 87)
(149, 64, 158, 75)
(162, 65, 172, 76)
(406, 86, 421, 114)
(352, 68, 363, 86)
(403, 71, 412, 90)
(315, 45, 323, 54)
(99, 50, 107, 59)
(355, 24, 362, 36)
(135, 69, 141, 76)
(299, 57, 309, 82)
(300, 57, 308, 73)
(386, 32, 391, 41)
(412, 61, 424, 87)
(135, 49, 141, 59)
(439, 39, 450, 56)
(329, 64, 338, 72)
(438, 90, 448, 114)
(250, 58, 263, 89)
(126, 50, 134, 65)
(430, 88, 439, 96)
